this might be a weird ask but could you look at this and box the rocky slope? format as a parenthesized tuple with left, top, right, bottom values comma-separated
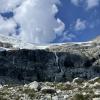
(0, 35, 100, 84)
(0, 78, 100, 100)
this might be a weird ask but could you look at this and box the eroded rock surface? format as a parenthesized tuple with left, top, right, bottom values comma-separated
(0, 35, 100, 83)
(0, 45, 100, 83)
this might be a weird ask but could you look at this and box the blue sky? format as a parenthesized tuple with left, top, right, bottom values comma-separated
(54, 0, 100, 42)
(0, 0, 100, 44)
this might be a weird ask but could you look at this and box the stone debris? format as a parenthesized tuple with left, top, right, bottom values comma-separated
(0, 79, 99, 100)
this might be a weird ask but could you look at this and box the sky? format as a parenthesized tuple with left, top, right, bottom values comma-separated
(0, 0, 100, 44)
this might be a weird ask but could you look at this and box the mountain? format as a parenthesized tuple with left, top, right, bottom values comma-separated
(0, 35, 100, 84)
(92, 36, 100, 44)
(0, 34, 49, 50)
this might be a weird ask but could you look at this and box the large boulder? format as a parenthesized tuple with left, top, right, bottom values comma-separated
(28, 81, 41, 91)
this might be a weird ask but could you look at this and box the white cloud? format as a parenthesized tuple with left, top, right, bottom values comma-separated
(59, 31, 76, 42)
(86, 0, 100, 9)
(64, 33, 76, 41)
(71, 0, 100, 10)
(0, 0, 23, 12)
(71, 0, 80, 6)
(0, 15, 16, 36)
(54, 18, 65, 36)
(14, 0, 64, 43)
(52, 4, 59, 14)
(0, 0, 65, 44)
(75, 19, 87, 31)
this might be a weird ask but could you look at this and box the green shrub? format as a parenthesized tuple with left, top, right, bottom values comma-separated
(23, 88, 36, 99)
(71, 93, 85, 100)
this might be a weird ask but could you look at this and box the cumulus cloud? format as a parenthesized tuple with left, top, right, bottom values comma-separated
(71, 0, 81, 6)
(54, 18, 65, 36)
(0, 15, 16, 36)
(86, 0, 100, 9)
(58, 31, 76, 42)
(14, 0, 65, 43)
(0, 0, 65, 44)
(64, 33, 76, 41)
(71, 0, 100, 9)
(75, 19, 87, 31)
(0, 0, 23, 12)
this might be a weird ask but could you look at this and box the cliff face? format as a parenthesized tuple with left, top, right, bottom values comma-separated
(0, 35, 100, 83)
(0, 40, 100, 84)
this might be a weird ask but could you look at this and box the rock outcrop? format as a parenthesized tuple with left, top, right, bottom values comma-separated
(0, 35, 100, 83)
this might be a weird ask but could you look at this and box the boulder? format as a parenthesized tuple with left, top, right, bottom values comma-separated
(72, 77, 84, 84)
(28, 81, 40, 91)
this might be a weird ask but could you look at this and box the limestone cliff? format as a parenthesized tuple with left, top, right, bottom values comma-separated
(0, 35, 100, 84)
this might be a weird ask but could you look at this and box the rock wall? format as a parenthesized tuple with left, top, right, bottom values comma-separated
(0, 43, 100, 83)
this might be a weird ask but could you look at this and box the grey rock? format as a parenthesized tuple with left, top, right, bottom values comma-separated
(28, 81, 40, 91)
(93, 98, 100, 100)
(0, 36, 100, 83)
(72, 77, 84, 84)
(52, 96, 59, 100)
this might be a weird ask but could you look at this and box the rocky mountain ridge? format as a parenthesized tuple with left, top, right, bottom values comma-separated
(0, 35, 100, 84)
